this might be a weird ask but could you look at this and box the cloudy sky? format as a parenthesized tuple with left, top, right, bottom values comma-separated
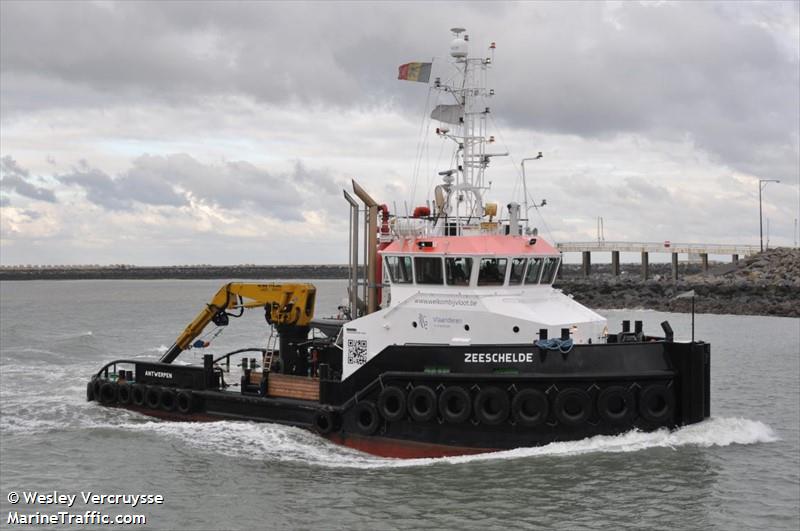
(1, 1, 798, 266)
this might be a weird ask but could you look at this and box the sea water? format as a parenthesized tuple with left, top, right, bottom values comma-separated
(1, 280, 797, 530)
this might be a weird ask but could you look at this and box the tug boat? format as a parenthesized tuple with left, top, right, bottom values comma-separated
(87, 28, 711, 458)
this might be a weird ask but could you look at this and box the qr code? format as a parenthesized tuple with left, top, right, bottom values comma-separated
(347, 339, 368, 365)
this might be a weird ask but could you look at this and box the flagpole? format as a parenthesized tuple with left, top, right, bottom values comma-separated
(691, 295, 695, 343)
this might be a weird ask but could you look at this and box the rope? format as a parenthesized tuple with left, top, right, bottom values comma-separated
(189, 326, 225, 350)
(534, 338, 574, 353)
(481, 96, 557, 243)
(409, 73, 435, 206)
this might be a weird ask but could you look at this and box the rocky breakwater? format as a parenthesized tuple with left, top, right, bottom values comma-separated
(0, 264, 351, 280)
(554, 248, 799, 318)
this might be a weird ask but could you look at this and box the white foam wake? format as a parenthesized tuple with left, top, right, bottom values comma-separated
(114, 416, 778, 469)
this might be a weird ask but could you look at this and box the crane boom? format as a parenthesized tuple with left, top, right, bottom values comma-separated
(160, 282, 316, 364)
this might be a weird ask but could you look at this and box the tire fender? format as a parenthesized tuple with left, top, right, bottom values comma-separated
(554, 388, 591, 426)
(474, 386, 510, 425)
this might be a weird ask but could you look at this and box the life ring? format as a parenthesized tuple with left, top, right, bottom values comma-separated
(117, 383, 132, 405)
(145, 386, 161, 409)
(177, 391, 193, 414)
(377, 386, 406, 422)
(439, 386, 472, 424)
(638, 384, 674, 424)
(86, 381, 95, 402)
(597, 386, 635, 424)
(160, 388, 177, 411)
(554, 388, 591, 426)
(511, 388, 549, 427)
(132, 385, 147, 407)
(313, 409, 335, 435)
(352, 401, 380, 435)
(407, 385, 437, 422)
(474, 386, 510, 425)
(99, 382, 117, 404)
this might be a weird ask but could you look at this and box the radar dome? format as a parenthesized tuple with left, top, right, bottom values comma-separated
(450, 37, 468, 58)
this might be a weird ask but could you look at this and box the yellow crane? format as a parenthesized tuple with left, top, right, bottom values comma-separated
(160, 282, 316, 364)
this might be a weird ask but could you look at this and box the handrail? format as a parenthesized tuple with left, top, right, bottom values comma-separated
(557, 241, 760, 255)
(93, 359, 141, 378)
(213, 348, 268, 372)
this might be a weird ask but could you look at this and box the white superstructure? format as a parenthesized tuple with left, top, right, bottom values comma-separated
(341, 29, 608, 381)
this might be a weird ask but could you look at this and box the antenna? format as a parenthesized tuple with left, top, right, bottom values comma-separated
(521, 152, 545, 233)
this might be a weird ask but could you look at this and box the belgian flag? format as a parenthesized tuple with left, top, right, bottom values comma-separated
(398, 62, 432, 83)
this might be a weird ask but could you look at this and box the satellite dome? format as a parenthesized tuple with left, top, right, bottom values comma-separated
(450, 37, 468, 58)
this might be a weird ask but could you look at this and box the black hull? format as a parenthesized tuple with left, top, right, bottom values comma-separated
(88, 340, 710, 458)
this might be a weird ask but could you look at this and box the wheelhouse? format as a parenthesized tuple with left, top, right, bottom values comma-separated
(380, 235, 562, 290)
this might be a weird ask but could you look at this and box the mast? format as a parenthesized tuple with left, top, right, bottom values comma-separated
(431, 28, 501, 235)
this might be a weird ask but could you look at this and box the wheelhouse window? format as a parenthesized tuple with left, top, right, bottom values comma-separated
(540, 257, 560, 284)
(509, 257, 526, 285)
(445, 257, 473, 286)
(477, 258, 507, 286)
(414, 256, 444, 284)
(385, 256, 413, 284)
(525, 257, 544, 284)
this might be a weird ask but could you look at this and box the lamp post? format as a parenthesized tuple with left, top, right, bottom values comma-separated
(759, 179, 780, 252)
(521, 152, 544, 234)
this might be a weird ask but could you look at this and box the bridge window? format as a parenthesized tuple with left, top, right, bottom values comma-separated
(385, 256, 413, 284)
(477, 258, 507, 286)
(445, 257, 473, 286)
(525, 257, 544, 284)
(540, 257, 560, 284)
(509, 257, 526, 285)
(414, 257, 444, 284)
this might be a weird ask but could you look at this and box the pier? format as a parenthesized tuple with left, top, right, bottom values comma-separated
(557, 241, 761, 280)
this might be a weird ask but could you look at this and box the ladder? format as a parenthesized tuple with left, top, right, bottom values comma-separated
(263, 350, 276, 373)
(264, 326, 278, 373)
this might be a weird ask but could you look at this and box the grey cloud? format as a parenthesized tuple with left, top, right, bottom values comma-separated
(58, 164, 187, 211)
(0, 156, 57, 202)
(1, 156, 29, 177)
(0, 195, 9, 207)
(56, 154, 343, 220)
(2, 1, 796, 185)
(621, 178, 671, 200)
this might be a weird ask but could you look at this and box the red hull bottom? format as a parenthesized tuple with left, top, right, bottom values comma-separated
(108, 404, 493, 458)
(325, 433, 495, 459)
